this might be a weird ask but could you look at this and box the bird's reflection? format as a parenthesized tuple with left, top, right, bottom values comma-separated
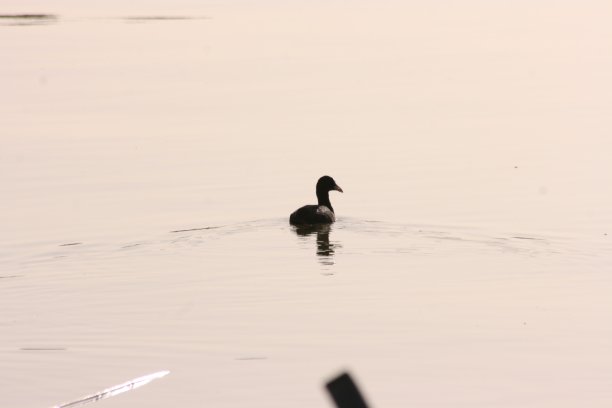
(293, 224, 338, 266)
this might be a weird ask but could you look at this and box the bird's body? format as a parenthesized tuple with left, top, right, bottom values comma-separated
(289, 176, 343, 225)
(290, 205, 335, 224)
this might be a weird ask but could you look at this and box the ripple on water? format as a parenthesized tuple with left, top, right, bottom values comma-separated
(1, 217, 600, 273)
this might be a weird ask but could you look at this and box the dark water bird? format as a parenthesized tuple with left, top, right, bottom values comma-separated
(290, 176, 343, 225)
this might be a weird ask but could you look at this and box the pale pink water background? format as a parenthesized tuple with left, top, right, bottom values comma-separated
(1, 1, 611, 407)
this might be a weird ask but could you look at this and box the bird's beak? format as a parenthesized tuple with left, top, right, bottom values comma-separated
(334, 185, 343, 193)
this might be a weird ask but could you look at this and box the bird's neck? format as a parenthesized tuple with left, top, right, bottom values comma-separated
(317, 190, 334, 213)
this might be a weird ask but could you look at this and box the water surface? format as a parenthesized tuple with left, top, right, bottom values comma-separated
(1, 2, 611, 407)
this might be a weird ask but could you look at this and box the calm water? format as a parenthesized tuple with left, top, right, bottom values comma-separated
(1, 2, 612, 407)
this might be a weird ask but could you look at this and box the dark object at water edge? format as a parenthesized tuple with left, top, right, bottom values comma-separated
(326, 372, 369, 408)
